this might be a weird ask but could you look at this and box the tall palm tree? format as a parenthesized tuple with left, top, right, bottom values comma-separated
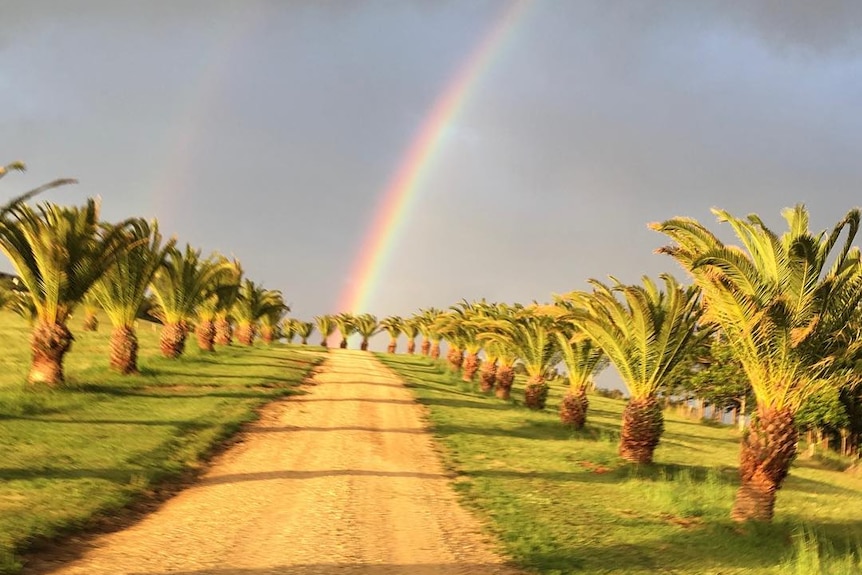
(478, 307, 560, 409)
(91, 219, 175, 373)
(213, 259, 242, 346)
(379, 316, 403, 353)
(295, 321, 314, 345)
(314, 314, 336, 347)
(560, 275, 705, 464)
(232, 280, 286, 346)
(149, 245, 235, 358)
(334, 312, 355, 349)
(651, 205, 862, 521)
(402, 317, 421, 354)
(353, 313, 379, 351)
(551, 316, 608, 429)
(0, 199, 138, 384)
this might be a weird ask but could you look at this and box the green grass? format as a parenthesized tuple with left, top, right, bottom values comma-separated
(0, 311, 325, 574)
(378, 353, 862, 575)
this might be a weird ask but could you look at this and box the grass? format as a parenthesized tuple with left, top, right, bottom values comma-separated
(378, 353, 862, 575)
(0, 311, 325, 574)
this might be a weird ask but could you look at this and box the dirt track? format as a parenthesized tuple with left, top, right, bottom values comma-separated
(30, 349, 520, 575)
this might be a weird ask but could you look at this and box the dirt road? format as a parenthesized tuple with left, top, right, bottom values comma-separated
(30, 350, 520, 575)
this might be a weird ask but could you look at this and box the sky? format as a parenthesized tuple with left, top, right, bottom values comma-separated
(2, 1, 862, 325)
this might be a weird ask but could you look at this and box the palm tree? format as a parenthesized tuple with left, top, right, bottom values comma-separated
(417, 308, 444, 358)
(433, 312, 468, 373)
(353, 313, 379, 351)
(81, 291, 101, 332)
(552, 317, 608, 429)
(451, 300, 491, 382)
(314, 314, 336, 347)
(213, 259, 242, 346)
(232, 280, 286, 346)
(0, 161, 77, 218)
(334, 312, 355, 349)
(282, 318, 298, 344)
(651, 205, 862, 521)
(560, 275, 705, 464)
(478, 307, 560, 409)
(91, 219, 175, 373)
(402, 317, 421, 354)
(295, 321, 314, 345)
(0, 199, 138, 384)
(150, 245, 235, 358)
(195, 295, 219, 351)
(260, 300, 289, 344)
(379, 316, 403, 353)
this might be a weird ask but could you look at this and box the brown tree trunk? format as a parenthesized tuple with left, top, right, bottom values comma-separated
(495, 365, 514, 400)
(340, 338, 348, 349)
(110, 325, 139, 374)
(387, 338, 397, 354)
(159, 322, 187, 359)
(560, 387, 589, 429)
(619, 396, 664, 464)
(406, 338, 416, 354)
(82, 312, 99, 332)
(196, 319, 216, 352)
(421, 338, 430, 356)
(731, 406, 797, 522)
(479, 361, 497, 393)
(214, 318, 232, 345)
(361, 338, 369, 351)
(236, 323, 255, 346)
(430, 341, 440, 360)
(261, 326, 274, 344)
(319, 337, 328, 348)
(462, 352, 480, 382)
(29, 322, 74, 385)
(524, 375, 549, 410)
(446, 347, 463, 372)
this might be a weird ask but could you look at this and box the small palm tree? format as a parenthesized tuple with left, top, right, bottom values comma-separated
(652, 205, 862, 521)
(401, 317, 421, 354)
(353, 313, 379, 350)
(561, 275, 705, 463)
(260, 300, 289, 344)
(314, 314, 336, 347)
(80, 291, 101, 332)
(433, 312, 468, 373)
(150, 245, 235, 358)
(334, 312, 356, 349)
(213, 259, 242, 346)
(552, 316, 608, 429)
(91, 219, 175, 373)
(232, 280, 286, 346)
(295, 321, 314, 345)
(195, 294, 219, 351)
(0, 199, 138, 384)
(379, 316, 403, 353)
(417, 308, 443, 358)
(282, 318, 298, 344)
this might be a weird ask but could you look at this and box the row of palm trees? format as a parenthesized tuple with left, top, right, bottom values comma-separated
(284, 205, 862, 525)
(0, 163, 288, 383)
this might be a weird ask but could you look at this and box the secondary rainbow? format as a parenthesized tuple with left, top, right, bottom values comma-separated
(337, 0, 532, 313)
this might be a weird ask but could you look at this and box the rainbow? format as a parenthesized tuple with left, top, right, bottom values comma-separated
(337, 0, 533, 314)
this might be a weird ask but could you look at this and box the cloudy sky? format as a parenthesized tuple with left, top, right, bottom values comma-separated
(2, 1, 862, 323)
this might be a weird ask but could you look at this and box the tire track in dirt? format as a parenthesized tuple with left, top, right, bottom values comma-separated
(27, 349, 522, 575)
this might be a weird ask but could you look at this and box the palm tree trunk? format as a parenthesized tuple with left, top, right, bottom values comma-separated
(214, 318, 232, 345)
(261, 326, 274, 344)
(495, 365, 515, 399)
(340, 338, 348, 349)
(196, 320, 216, 351)
(463, 352, 480, 382)
(387, 338, 397, 353)
(215, 317, 233, 345)
(731, 406, 797, 522)
(160, 322, 187, 359)
(406, 338, 416, 354)
(361, 338, 369, 351)
(560, 386, 589, 429)
(110, 325, 139, 374)
(524, 374, 549, 410)
(619, 396, 664, 463)
(29, 321, 73, 385)
(430, 341, 440, 360)
(319, 337, 328, 348)
(421, 338, 430, 355)
(479, 361, 497, 393)
(446, 347, 463, 372)
(236, 323, 255, 346)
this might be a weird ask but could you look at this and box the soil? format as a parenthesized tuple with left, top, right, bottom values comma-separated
(26, 349, 521, 575)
